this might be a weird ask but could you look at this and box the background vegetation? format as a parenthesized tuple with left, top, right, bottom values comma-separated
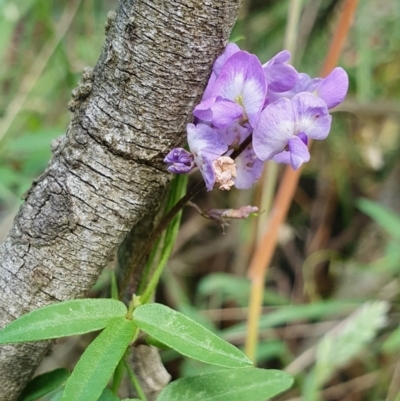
(1, 0, 400, 400)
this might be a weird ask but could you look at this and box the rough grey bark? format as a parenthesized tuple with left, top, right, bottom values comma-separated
(0, 0, 241, 399)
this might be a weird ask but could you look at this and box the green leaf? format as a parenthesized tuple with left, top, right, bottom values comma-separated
(111, 272, 119, 300)
(111, 357, 126, 394)
(181, 359, 224, 378)
(144, 335, 170, 350)
(156, 368, 293, 401)
(162, 269, 216, 332)
(223, 301, 356, 340)
(383, 325, 400, 353)
(313, 301, 388, 386)
(98, 387, 120, 401)
(48, 389, 64, 401)
(197, 273, 288, 307)
(133, 303, 252, 368)
(52, 387, 128, 401)
(0, 299, 127, 344)
(181, 341, 288, 378)
(357, 198, 400, 240)
(18, 368, 69, 401)
(61, 317, 136, 401)
(197, 273, 252, 306)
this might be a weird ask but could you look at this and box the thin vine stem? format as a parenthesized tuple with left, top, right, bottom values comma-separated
(119, 134, 253, 299)
(124, 359, 148, 401)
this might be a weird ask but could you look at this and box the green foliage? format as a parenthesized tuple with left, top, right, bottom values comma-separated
(49, 390, 63, 401)
(0, 0, 40, 62)
(383, 325, 400, 353)
(2, 1, 400, 400)
(224, 301, 356, 339)
(197, 272, 289, 307)
(111, 358, 126, 394)
(97, 388, 120, 401)
(61, 318, 136, 401)
(357, 198, 400, 240)
(305, 301, 389, 400)
(133, 303, 252, 368)
(156, 368, 293, 401)
(162, 268, 216, 332)
(0, 299, 127, 344)
(50, 388, 141, 401)
(18, 368, 69, 401)
(139, 174, 188, 304)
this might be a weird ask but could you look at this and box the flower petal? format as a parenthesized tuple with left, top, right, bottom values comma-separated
(164, 148, 194, 174)
(187, 123, 228, 191)
(235, 146, 264, 189)
(218, 122, 251, 147)
(291, 92, 332, 140)
(213, 42, 240, 75)
(193, 97, 217, 122)
(288, 135, 310, 169)
(266, 50, 291, 65)
(193, 97, 243, 128)
(273, 150, 291, 165)
(212, 51, 267, 127)
(265, 63, 298, 92)
(263, 50, 298, 93)
(202, 71, 217, 101)
(253, 97, 295, 161)
(210, 100, 243, 128)
(317, 67, 349, 109)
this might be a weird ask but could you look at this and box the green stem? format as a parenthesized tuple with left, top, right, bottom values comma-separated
(119, 134, 253, 299)
(136, 234, 163, 296)
(140, 222, 177, 304)
(112, 326, 141, 394)
(124, 359, 148, 401)
(140, 176, 187, 304)
(111, 357, 126, 394)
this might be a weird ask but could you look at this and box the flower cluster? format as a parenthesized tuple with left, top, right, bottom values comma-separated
(164, 43, 348, 191)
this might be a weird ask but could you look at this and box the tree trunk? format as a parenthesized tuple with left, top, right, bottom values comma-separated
(0, 0, 241, 398)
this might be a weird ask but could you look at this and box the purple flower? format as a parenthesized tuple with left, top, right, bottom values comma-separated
(263, 50, 298, 93)
(267, 67, 348, 110)
(187, 123, 232, 191)
(266, 72, 321, 104)
(164, 148, 195, 174)
(316, 67, 349, 109)
(165, 43, 349, 190)
(253, 92, 332, 170)
(235, 144, 264, 188)
(213, 43, 240, 76)
(202, 43, 240, 101)
(194, 51, 267, 129)
(201, 72, 217, 102)
(272, 132, 310, 170)
(218, 122, 264, 189)
(193, 96, 243, 128)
